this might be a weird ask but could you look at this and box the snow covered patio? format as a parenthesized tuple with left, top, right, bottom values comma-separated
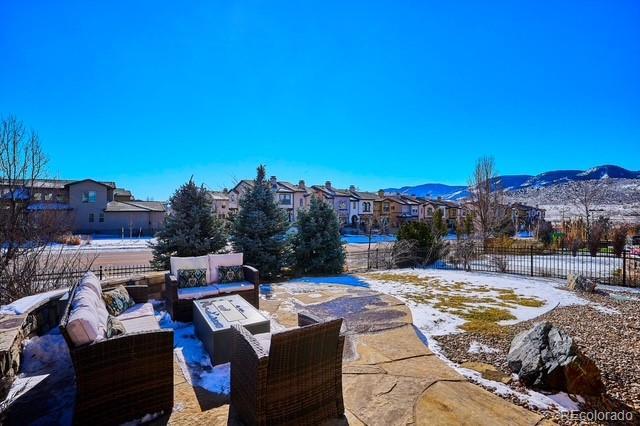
(3, 273, 557, 426)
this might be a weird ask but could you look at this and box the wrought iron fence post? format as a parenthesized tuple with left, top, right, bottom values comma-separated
(376, 248, 379, 269)
(99, 265, 103, 280)
(623, 250, 627, 286)
(530, 246, 534, 277)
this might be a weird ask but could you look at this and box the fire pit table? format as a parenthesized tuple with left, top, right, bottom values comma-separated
(193, 294, 270, 365)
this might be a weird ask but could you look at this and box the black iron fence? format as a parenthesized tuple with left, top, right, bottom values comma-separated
(436, 246, 639, 287)
(345, 245, 639, 287)
(25, 264, 161, 288)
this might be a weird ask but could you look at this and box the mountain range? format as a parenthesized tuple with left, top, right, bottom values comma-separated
(384, 165, 640, 200)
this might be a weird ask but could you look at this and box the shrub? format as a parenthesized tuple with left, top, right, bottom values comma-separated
(489, 254, 508, 272)
(611, 225, 629, 257)
(397, 221, 447, 265)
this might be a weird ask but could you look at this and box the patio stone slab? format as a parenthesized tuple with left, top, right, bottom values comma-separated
(414, 381, 544, 426)
(165, 282, 546, 425)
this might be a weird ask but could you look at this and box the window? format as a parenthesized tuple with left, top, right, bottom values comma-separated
(45, 193, 53, 201)
(99, 213, 104, 223)
(351, 201, 357, 210)
(88, 213, 94, 222)
(338, 201, 347, 210)
(33, 192, 42, 201)
(383, 203, 390, 213)
(82, 191, 97, 203)
(278, 194, 292, 205)
(299, 198, 303, 207)
(56, 194, 65, 202)
(363, 202, 371, 212)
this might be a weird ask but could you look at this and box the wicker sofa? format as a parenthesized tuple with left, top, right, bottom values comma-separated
(59, 272, 174, 425)
(165, 253, 259, 322)
(230, 313, 345, 425)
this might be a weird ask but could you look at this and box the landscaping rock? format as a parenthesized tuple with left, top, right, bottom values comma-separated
(507, 322, 603, 395)
(567, 274, 597, 293)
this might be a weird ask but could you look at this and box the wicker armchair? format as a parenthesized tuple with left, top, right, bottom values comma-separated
(230, 313, 345, 426)
(59, 281, 174, 425)
(165, 264, 259, 322)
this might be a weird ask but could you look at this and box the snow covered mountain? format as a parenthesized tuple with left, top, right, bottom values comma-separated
(384, 165, 639, 200)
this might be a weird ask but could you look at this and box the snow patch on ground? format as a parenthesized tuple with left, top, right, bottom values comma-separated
(341, 234, 396, 244)
(468, 340, 500, 354)
(50, 237, 155, 252)
(0, 288, 67, 315)
(591, 304, 620, 315)
(158, 312, 230, 395)
(363, 268, 587, 336)
(4, 329, 75, 424)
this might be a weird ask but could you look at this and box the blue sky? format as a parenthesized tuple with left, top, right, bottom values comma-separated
(1, 1, 639, 201)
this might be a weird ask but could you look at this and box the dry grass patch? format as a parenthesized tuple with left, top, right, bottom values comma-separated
(496, 291, 545, 307)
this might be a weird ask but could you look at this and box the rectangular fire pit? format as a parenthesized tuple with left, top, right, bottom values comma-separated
(193, 295, 270, 365)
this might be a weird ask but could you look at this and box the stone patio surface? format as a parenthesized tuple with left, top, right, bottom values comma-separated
(167, 283, 550, 426)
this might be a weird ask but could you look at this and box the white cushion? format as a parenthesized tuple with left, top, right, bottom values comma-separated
(170, 255, 211, 283)
(177, 284, 220, 300)
(117, 302, 155, 321)
(67, 305, 102, 346)
(208, 253, 243, 283)
(78, 272, 102, 297)
(120, 316, 160, 334)
(216, 282, 254, 293)
(73, 285, 108, 335)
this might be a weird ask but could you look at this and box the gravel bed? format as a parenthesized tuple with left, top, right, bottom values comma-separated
(435, 288, 640, 425)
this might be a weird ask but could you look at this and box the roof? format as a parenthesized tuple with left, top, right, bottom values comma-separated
(351, 191, 377, 200)
(0, 178, 115, 190)
(114, 188, 132, 196)
(104, 200, 166, 213)
(63, 179, 116, 189)
(209, 191, 230, 201)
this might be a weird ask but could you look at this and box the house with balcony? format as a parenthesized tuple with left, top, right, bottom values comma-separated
(346, 186, 377, 230)
(230, 177, 312, 223)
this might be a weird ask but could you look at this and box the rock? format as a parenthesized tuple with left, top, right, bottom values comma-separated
(507, 322, 604, 395)
(460, 361, 512, 384)
(567, 274, 597, 293)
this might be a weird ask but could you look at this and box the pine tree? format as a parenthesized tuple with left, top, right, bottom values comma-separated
(230, 165, 289, 279)
(293, 196, 345, 274)
(150, 179, 228, 269)
(433, 209, 448, 237)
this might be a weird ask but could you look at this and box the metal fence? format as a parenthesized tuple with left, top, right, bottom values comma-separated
(345, 245, 639, 287)
(25, 264, 161, 288)
(436, 246, 639, 287)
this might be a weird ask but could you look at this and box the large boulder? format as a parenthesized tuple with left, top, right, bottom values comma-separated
(567, 274, 597, 293)
(507, 322, 603, 395)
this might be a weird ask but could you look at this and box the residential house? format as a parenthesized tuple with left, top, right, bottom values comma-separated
(372, 191, 420, 231)
(311, 182, 351, 226)
(0, 178, 166, 236)
(510, 203, 545, 233)
(230, 177, 312, 223)
(208, 189, 231, 219)
(346, 186, 376, 231)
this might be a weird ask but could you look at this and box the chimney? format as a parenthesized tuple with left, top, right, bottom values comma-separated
(437, 196, 442, 201)
(349, 185, 356, 192)
(298, 180, 306, 189)
(325, 181, 332, 189)
(223, 188, 228, 194)
(378, 189, 385, 198)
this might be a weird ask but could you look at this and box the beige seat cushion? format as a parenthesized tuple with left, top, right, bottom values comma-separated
(208, 253, 243, 283)
(67, 284, 109, 346)
(120, 315, 160, 334)
(216, 282, 254, 293)
(170, 255, 211, 283)
(117, 302, 155, 321)
(177, 284, 219, 300)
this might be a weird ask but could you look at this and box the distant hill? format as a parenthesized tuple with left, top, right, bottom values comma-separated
(384, 165, 640, 200)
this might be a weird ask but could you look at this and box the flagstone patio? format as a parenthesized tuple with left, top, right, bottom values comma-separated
(167, 283, 548, 425)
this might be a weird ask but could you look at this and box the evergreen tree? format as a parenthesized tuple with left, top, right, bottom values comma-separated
(150, 179, 228, 269)
(433, 209, 448, 237)
(397, 221, 447, 265)
(230, 165, 289, 279)
(292, 196, 345, 274)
